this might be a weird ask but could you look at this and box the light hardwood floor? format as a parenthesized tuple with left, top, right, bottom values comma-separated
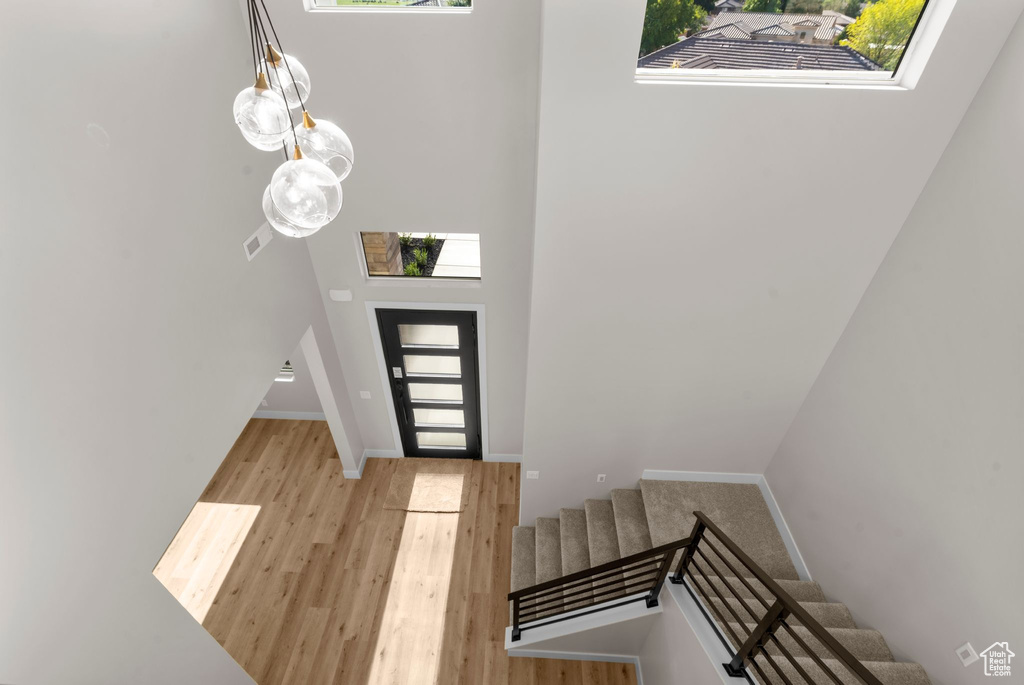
(156, 419, 638, 685)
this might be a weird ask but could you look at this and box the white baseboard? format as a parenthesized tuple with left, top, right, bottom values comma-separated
(364, 449, 401, 459)
(484, 453, 522, 463)
(343, 450, 370, 479)
(758, 474, 811, 581)
(641, 469, 761, 485)
(252, 410, 327, 421)
(344, 449, 400, 479)
(640, 468, 811, 581)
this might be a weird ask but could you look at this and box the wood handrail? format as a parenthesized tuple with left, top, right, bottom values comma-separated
(507, 536, 691, 601)
(691, 511, 884, 685)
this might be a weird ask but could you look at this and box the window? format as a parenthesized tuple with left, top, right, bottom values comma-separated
(637, 0, 930, 81)
(311, 0, 470, 9)
(360, 232, 481, 280)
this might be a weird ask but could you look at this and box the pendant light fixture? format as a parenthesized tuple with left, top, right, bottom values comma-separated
(271, 145, 343, 230)
(295, 111, 355, 182)
(235, 0, 354, 238)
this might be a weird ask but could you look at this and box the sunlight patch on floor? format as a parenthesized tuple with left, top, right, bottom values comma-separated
(367, 510, 460, 685)
(153, 501, 261, 624)
(407, 472, 465, 512)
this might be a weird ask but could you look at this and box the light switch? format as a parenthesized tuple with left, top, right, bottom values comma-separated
(359, 391, 371, 400)
(526, 471, 539, 480)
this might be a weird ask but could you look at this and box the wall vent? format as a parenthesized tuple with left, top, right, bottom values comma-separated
(244, 223, 274, 262)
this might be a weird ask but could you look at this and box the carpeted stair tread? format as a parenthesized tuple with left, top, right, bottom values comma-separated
(535, 517, 563, 584)
(755, 656, 930, 685)
(727, 622, 894, 662)
(708, 597, 856, 629)
(559, 509, 592, 575)
(611, 489, 653, 557)
(510, 526, 536, 593)
(559, 509, 592, 608)
(640, 479, 799, 581)
(691, 575, 826, 603)
(584, 499, 621, 567)
(509, 477, 930, 684)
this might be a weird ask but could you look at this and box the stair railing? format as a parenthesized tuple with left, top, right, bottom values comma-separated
(507, 536, 691, 642)
(672, 511, 885, 685)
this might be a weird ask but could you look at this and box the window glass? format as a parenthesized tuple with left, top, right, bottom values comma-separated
(637, 0, 928, 76)
(360, 232, 481, 279)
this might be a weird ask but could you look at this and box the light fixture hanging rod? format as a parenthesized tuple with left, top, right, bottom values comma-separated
(249, 0, 300, 150)
(253, 0, 307, 114)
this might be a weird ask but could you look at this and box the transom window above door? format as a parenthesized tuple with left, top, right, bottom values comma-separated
(360, 232, 481, 280)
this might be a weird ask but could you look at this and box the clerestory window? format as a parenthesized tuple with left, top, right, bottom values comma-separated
(637, 0, 933, 86)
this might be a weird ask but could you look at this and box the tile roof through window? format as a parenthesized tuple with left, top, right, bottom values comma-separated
(637, 37, 882, 71)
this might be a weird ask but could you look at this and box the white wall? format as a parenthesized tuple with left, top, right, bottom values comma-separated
(639, 587, 729, 685)
(256, 342, 325, 417)
(765, 14, 1024, 684)
(520, 0, 1024, 521)
(0, 1, 359, 682)
(264, 0, 542, 458)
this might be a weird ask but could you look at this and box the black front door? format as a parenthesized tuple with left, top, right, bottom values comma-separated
(377, 309, 481, 459)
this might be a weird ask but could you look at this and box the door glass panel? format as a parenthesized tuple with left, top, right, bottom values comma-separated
(413, 408, 466, 428)
(404, 355, 461, 378)
(408, 383, 463, 404)
(398, 324, 459, 349)
(417, 431, 467, 449)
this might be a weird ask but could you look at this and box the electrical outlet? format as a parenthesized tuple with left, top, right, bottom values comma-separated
(260, 399, 268, 407)
(526, 471, 539, 480)
(359, 391, 371, 399)
(956, 642, 979, 667)
(597, 474, 606, 483)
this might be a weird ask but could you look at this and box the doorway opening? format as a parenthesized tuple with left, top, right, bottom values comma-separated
(375, 308, 483, 459)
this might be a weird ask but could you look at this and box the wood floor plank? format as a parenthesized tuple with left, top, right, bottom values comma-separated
(153, 419, 637, 684)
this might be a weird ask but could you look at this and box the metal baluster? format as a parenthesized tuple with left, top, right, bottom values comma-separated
(724, 599, 788, 677)
(511, 597, 521, 642)
(672, 517, 706, 583)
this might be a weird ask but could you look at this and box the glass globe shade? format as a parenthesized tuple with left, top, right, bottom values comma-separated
(232, 83, 291, 151)
(295, 116, 354, 181)
(265, 53, 311, 110)
(262, 184, 322, 238)
(270, 157, 342, 230)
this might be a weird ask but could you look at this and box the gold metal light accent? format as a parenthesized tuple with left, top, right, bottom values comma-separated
(254, 72, 269, 90)
(293, 145, 303, 160)
(302, 111, 316, 129)
(266, 43, 284, 65)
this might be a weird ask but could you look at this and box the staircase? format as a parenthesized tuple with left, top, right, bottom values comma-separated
(509, 479, 930, 684)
